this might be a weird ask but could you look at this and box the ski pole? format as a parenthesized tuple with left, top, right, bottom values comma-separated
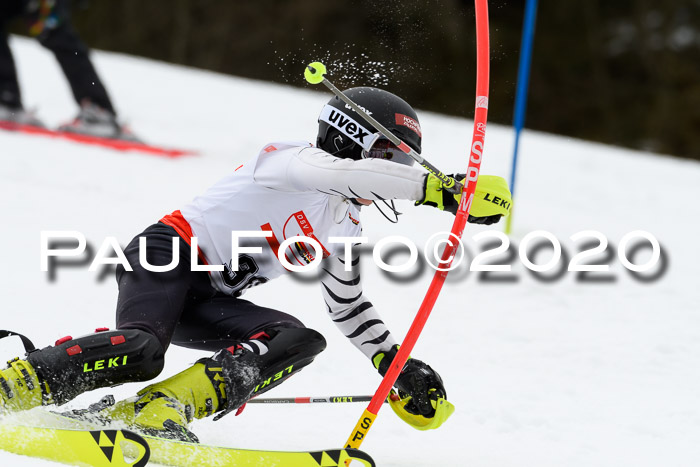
(304, 62, 462, 195)
(342, 0, 491, 458)
(248, 395, 390, 404)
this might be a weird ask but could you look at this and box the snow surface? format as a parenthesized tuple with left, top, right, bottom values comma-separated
(1, 36, 699, 467)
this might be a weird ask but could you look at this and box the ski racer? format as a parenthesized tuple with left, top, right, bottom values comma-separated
(0, 0, 134, 139)
(0, 87, 512, 440)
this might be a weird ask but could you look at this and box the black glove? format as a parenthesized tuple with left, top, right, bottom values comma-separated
(373, 345, 446, 417)
(468, 213, 501, 225)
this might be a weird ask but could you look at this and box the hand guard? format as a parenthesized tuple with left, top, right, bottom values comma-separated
(416, 173, 512, 224)
(373, 345, 454, 430)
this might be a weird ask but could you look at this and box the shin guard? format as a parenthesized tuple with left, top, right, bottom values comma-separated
(27, 328, 164, 405)
(249, 327, 327, 396)
(210, 326, 326, 420)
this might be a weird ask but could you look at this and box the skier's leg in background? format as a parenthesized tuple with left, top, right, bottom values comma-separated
(32, 0, 115, 114)
(28, 0, 139, 139)
(0, 22, 46, 126)
(0, 28, 22, 110)
(0, 1, 28, 116)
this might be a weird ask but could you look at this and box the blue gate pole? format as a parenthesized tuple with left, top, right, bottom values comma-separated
(505, 0, 539, 235)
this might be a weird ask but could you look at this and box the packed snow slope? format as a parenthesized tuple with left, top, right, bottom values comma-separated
(1, 36, 699, 467)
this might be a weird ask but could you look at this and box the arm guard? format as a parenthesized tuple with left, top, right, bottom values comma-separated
(319, 252, 397, 360)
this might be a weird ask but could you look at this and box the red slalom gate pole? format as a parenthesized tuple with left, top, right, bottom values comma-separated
(344, 0, 490, 455)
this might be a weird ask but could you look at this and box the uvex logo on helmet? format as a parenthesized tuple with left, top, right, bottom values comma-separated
(324, 108, 371, 146)
(395, 113, 422, 138)
(327, 109, 371, 144)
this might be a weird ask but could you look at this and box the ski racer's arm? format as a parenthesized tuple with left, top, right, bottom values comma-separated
(320, 251, 454, 430)
(286, 147, 425, 201)
(260, 147, 512, 224)
(319, 250, 398, 359)
(254, 142, 510, 224)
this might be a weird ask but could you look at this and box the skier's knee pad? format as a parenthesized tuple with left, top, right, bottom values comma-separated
(27, 328, 164, 405)
(205, 326, 326, 419)
(247, 326, 326, 396)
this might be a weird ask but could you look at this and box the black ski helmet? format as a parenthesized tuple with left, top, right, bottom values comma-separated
(316, 87, 422, 166)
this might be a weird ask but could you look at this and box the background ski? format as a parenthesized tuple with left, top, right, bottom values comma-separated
(0, 422, 376, 467)
(0, 121, 195, 158)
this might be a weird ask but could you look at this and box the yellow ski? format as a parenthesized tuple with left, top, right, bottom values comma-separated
(0, 423, 375, 466)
